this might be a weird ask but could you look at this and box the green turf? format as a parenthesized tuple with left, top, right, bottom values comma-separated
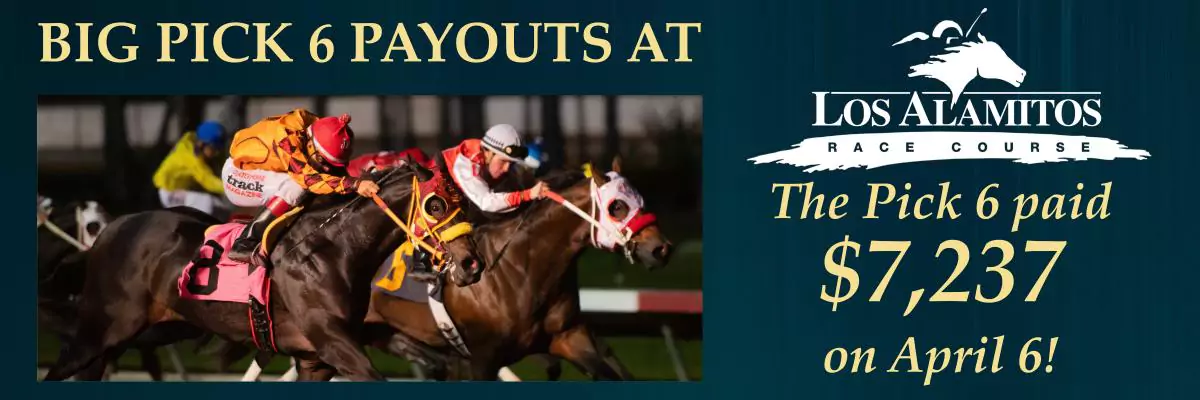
(574, 240, 702, 289)
(38, 334, 702, 381)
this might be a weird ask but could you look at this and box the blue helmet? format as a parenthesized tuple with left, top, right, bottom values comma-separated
(523, 141, 544, 169)
(195, 121, 226, 147)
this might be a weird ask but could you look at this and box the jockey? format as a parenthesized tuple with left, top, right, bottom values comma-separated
(220, 108, 379, 263)
(523, 139, 544, 170)
(441, 124, 548, 214)
(152, 121, 229, 216)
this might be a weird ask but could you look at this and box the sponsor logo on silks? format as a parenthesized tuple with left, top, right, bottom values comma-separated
(748, 8, 1150, 172)
(226, 175, 265, 194)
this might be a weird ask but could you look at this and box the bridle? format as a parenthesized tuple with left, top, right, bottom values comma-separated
(38, 199, 107, 290)
(369, 170, 473, 273)
(543, 164, 658, 264)
(37, 200, 103, 252)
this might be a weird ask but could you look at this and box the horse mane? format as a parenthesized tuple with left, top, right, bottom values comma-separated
(912, 40, 982, 70)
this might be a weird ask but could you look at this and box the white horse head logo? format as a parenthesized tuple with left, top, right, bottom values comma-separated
(892, 8, 1026, 106)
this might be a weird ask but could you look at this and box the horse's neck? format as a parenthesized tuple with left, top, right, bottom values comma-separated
(282, 200, 405, 274)
(482, 187, 593, 301)
(344, 206, 407, 266)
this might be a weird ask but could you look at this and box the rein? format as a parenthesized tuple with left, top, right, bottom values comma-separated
(37, 208, 89, 252)
(544, 190, 636, 263)
(484, 211, 530, 274)
(542, 165, 641, 263)
(37, 204, 91, 290)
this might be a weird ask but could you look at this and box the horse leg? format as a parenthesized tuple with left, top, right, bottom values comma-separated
(303, 317, 384, 381)
(362, 325, 450, 381)
(469, 359, 501, 381)
(139, 346, 164, 381)
(599, 341, 635, 380)
(43, 308, 146, 381)
(75, 352, 118, 381)
(530, 354, 564, 381)
(549, 325, 630, 381)
(442, 355, 474, 381)
(279, 358, 301, 381)
(296, 358, 337, 381)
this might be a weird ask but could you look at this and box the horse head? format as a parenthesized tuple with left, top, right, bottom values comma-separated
(971, 34, 1025, 88)
(582, 156, 674, 270)
(906, 33, 1025, 106)
(375, 164, 481, 286)
(75, 201, 110, 248)
(40, 197, 110, 248)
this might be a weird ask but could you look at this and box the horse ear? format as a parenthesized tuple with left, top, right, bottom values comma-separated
(978, 33, 987, 42)
(611, 155, 623, 175)
(404, 162, 434, 182)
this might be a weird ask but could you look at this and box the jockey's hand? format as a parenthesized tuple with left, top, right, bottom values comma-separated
(528, 181, 549, 200)
(357, 180, 381, 197)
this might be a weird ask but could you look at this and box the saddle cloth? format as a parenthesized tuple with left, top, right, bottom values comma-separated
(177, 222, 283, 352)
(372, 242, 431, 302)
(372, 243, 472, 356)
(177, 223, 269, 304)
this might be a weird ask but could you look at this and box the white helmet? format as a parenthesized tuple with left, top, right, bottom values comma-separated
(481, 124, 526, 162)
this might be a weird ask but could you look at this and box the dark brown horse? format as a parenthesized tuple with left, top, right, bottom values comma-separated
(38, 198, 240, 381)
(34, 197, 163, 380)
(359, 158, 673, 380)
(42, 166, 482, 381)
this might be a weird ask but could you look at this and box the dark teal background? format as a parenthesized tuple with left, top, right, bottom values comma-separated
(13, 0, 1200, 398)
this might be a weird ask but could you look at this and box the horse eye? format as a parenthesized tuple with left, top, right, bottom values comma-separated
(426, 197, 446, 216)
(608, 201, 629, 219)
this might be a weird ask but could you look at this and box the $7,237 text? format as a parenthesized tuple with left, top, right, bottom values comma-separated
(821, 237, 1066, 316)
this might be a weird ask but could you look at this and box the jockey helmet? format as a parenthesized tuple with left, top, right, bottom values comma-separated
(308, 113, 354, 167)
(196, 121, 226, 147)
(480, 124, 527, 162)
(523, 141, 544, 169)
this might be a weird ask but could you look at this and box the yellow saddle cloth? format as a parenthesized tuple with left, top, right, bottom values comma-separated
(374, 242, 414, 292)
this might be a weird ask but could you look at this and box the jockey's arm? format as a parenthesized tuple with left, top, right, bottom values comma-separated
(451, 154, 531, 213)
(189, 155, 226, 195)
(277, 136, 361, 195)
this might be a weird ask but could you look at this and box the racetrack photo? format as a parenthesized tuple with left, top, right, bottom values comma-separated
(37, 95, 702, 382)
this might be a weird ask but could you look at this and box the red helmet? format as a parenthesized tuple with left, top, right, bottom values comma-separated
(308, 113, 354, 167)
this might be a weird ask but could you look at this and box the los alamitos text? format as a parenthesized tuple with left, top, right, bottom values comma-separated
(772, 181, 1112, 385)
(36, 22, 701, 64)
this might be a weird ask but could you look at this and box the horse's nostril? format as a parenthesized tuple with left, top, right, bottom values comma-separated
(86, 222, 101, 236)
(653, 243, 672, 261)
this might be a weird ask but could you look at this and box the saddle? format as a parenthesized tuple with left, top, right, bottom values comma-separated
(177, 206, 304, 353)
(257, 205, 305, 261)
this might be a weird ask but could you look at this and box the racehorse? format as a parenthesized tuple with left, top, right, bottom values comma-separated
(38, 196, 230, 381)
(891, 8, 1025, 107)
(37, 196, 107, 299)
(360, 157, 674, 380)
(42, 164, 482, 381)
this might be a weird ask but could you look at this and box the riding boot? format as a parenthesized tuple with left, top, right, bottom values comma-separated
(227, 208, 276, 263)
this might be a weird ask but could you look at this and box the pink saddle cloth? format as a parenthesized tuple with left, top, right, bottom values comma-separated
(177, 223, 268, 304)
